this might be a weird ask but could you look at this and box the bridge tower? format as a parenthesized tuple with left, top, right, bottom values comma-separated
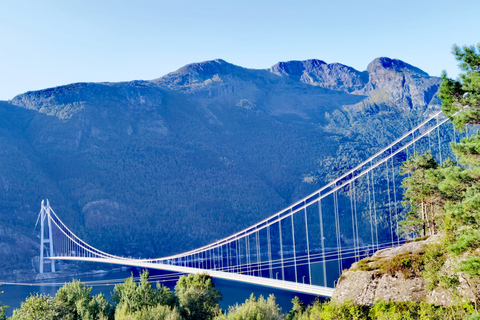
(39, 199, 55, 273)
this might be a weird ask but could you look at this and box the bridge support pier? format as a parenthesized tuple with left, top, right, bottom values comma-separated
(39, 199, 55, 273)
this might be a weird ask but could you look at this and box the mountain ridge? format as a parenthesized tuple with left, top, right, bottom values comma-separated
(10, 56, 435, 102)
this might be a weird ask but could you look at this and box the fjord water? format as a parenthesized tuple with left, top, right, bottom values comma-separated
(1, 268, 319, 316)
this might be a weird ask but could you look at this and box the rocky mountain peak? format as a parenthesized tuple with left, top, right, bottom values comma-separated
(270, 59, 368, 93)
(367, 57, 429, 76)
(152, 59, 250, 89)
(269, 59, 327, 76)
(359, 57, 440, 112)
(174, 59, 233, 76)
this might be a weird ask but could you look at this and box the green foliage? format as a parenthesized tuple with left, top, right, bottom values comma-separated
(446, 183, 480, 228)
(377, 251, 425, 278)
(459, 256, 480, 277)
(353, 247, 439, 281)
(216, 293, 282, 320)
(112, 270, 176, 315)
(289, 299, 478, 320)
(75, 293, 114, 320)
(298, 299, 369, 320)
(421, 242, 448, 290)
(11, 293, 55, 320)
(54, 279, 94, 319)
(448, 230, 480, 255)
(369, 300, 418, 320)
(287, 296, 305, 320)
(398, 210, 425, 238)
(53, 279, 114, 320)
(400, 47, 480, 293)
(115, 304, 181, 320)
(175, 273, 222, 320)
(440, 44, 480, 129)
(111, 275, 138, 312)
(353, 258, 377, 272)
(452, 134, 480, 167)
(465, 312, 480, 320)
(400, 155, 474, 237)
(400, 151, 442, 236)
(0, 286, 7, 320)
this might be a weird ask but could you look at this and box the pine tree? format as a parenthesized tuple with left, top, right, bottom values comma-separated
(440, 44, 480, 129)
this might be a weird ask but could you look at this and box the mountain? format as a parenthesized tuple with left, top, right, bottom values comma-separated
(0, 57, 441, 280)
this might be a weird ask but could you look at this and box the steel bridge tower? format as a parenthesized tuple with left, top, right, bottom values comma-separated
(39, 199, 55, 273)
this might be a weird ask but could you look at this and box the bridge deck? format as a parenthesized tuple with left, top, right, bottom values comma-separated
(50, 257, 334, 297)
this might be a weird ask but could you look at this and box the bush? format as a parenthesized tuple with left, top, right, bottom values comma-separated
(217, 294, 282, 320)
(11, 293, 56, 320)
(175, 273, 222, 320)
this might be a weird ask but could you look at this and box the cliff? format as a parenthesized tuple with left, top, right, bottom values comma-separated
(332, 235, 480, 306)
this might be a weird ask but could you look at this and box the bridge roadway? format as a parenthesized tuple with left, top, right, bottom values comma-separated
(50, 256, 334, 298)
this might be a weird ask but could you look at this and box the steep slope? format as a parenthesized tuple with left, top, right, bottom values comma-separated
(1, 57, 441, 280)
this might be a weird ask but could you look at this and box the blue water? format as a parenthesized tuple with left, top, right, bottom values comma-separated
(1, 268, 324, 317)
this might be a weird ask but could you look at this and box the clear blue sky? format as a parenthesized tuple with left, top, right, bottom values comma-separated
(1, 0, 479, 100)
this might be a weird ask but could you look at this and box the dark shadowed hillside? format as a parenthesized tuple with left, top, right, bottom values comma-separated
(0, 57, 441, 280)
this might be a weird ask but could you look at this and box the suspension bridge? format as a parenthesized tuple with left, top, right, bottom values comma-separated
(37, 110, 465, 298)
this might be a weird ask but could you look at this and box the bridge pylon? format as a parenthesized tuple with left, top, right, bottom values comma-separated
(39, 199, 55, 273)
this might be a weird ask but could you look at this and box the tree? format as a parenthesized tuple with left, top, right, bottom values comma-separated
(53, 279, 113, 320)
(75, 293, 114, 320)
(116, 304, 181, 320)
(0, 306, 5, 320)
(112, 269, 176, 310)
(112, 269, 177, 319)
(440, 44, 480, 129)
(54, 280, 93, 319)
(400, 151, 441, 236)
(439, 43, 480, 229)
(175, 273, 222, 320)
(215, 294, 282, 320)
(111, 273, 139, 313)
(11, 293, 56, 320)
(0, 286, 8, 320)
(451, 134, 480, 167)
(287, 296, 305, 320)
(414, 43, 480, 305)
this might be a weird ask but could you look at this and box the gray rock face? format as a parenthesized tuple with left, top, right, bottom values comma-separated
(332, 235, 480, 306)
(358, 57, 440, 113)
(269, 59, 368, 93)
(334, 270, 426, 305)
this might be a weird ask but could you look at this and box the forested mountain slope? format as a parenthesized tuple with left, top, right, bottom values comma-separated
(0, 57, 441, 279)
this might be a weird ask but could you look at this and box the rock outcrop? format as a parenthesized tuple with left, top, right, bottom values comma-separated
(269, 59, 369, 93)
(332, 235, 480, 306)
